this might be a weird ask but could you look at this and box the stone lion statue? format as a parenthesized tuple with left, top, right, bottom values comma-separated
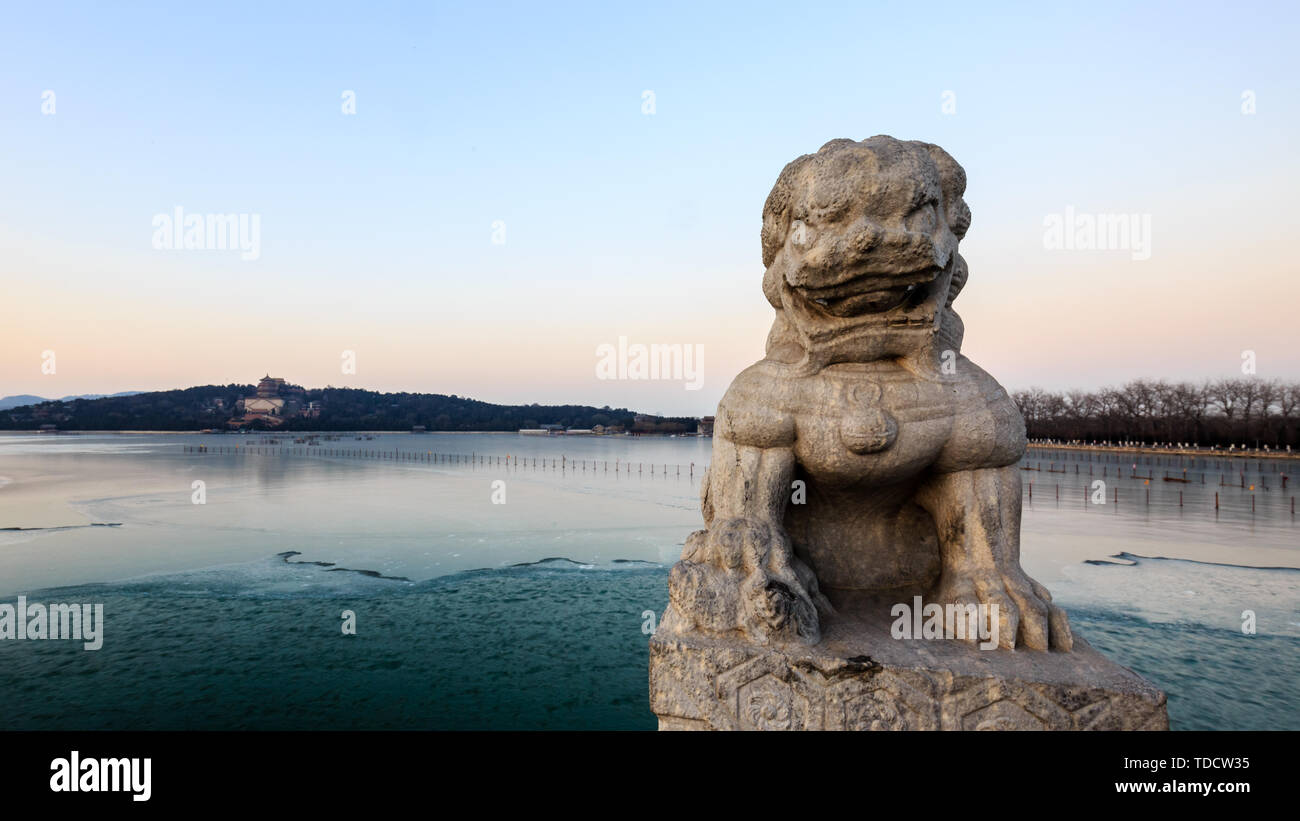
(660, 136, 1073, 651)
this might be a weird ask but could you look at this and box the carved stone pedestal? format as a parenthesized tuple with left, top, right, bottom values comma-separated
(649, 611, 1169, 731)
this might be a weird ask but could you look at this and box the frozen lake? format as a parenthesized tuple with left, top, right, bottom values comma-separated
(0, 433, 1295, 730)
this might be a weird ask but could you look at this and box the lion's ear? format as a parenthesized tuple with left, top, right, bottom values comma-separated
(760, 210, 785, 270)
(921, 143, 971, 238)
(947, 197, 971, 239)
(922, 143, 966, 197)
(761, 155, 811, 267)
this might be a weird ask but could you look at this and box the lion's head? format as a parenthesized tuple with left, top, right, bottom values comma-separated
(760, 136, 971, 373)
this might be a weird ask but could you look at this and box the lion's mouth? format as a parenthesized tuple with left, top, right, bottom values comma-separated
(795, 267, 940, 318)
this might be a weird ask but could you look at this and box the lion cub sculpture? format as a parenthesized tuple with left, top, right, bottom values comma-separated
(660, 136, 1073, 652)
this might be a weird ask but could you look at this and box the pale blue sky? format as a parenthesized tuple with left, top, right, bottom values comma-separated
(2, 1, 1297, 415)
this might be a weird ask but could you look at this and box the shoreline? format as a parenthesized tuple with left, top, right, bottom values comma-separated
(1027, 443, 1298, 461)
(1, 429, 530, 435)
(1, 431, 1291, 456)
(0, 429, 703, 438)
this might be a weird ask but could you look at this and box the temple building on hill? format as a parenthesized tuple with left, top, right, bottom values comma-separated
(256, 375, 286, 398)
(230, 375, 304, 427)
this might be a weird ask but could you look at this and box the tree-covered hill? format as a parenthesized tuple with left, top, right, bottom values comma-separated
(0, 385, 699, 433)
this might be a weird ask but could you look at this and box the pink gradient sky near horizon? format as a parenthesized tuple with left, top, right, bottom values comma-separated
(3, 2, 1297, 417)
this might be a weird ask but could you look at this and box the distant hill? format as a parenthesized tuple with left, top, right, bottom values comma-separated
(0, 385, 698, 433)
(0, 391, 142, 410)
(0, 395, 46, 411)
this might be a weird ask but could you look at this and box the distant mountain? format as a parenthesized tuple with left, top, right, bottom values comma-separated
(0, 391, 142, 410)
(0, 395, 47, 411)
(0, 385, 697, 433)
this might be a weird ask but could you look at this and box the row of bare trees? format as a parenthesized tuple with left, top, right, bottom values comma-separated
(1011, 379, 1300, 449)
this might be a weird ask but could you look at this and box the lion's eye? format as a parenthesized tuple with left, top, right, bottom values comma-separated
(789, 219, 814, 248)
(906, 204, 937, 234)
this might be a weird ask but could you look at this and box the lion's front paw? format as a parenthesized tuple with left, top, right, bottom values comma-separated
(740, 568, 820, 645)
(667, 519, 826, 646)
(933, 564, 1073, 651)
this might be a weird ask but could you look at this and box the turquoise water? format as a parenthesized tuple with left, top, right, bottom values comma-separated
(2, 558, 1296, 731)
(0, 559, 666, 731)
(1, 434, 1296, 730)
(1066, 605, 1300, 732)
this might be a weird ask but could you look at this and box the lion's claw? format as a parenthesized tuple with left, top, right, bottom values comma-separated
(934, 565, 1072, 651)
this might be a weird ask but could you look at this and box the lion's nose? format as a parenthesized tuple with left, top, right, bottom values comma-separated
(870, 226, 951, 271)
(848, 220, 885, 254)
(784, 217, 951, 288)
(786, 219, 884, 284)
